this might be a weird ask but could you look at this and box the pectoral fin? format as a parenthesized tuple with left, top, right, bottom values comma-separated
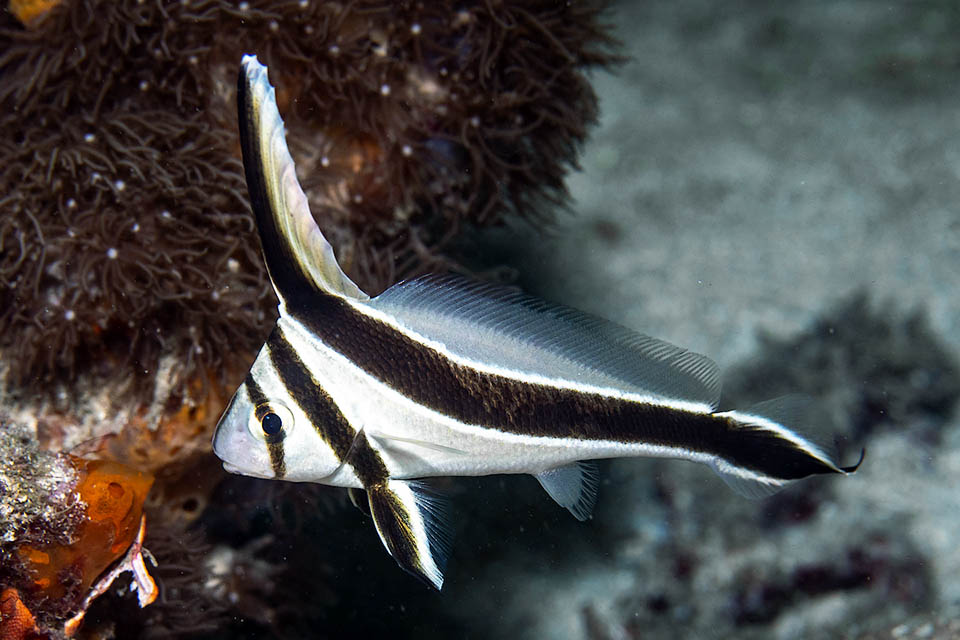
(366, 479, 452, 590)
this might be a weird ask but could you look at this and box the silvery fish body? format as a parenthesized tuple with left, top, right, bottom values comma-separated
(213, 56, 862, 590)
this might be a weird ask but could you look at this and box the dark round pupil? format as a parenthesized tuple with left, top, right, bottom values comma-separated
(261, 412, 282, 436)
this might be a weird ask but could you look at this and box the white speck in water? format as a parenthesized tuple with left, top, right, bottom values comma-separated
(227, 258, 240, 273)
(320, 156, 330, 168)
(106, 247, 118, 260)
(64, 309, 76, 321)
(401, 144, 412, 157)
(161, 210, 172, 219)
(238, 1, 249, 10)
(211, 290, 220, 301)
(410, 23, 421, 35)
(114, 179, 126, 191)
(131, 222, 140, 232)
(304, 24, 314, 34)
(90, 171, 101, 182)
(67, 228, 76, 238)
(470, 116, 480, 127)
(298, 0, 308, 7)
(380, 83, 391, 96)
(66, 198, 77, 209)
(189, 55, 198, 65)
(269, 20, 279, 31)
(84, 133, 95, 143)
(139, 80, 149, 91)
(353, 193, 363, 203)
(329, 44, 340, 56)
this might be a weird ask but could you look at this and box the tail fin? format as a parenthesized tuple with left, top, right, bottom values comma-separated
(712, 395, 863, 498)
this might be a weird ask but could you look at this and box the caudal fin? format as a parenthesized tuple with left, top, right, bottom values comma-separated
(712, 395, 863, 498)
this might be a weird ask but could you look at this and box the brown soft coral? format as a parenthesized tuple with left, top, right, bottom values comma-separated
(0, 0, 617, 410)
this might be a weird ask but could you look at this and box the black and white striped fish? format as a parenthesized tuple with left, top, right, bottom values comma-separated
(213, 55, 863, 591)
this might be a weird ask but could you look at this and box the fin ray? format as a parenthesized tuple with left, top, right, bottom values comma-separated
(348, 487, 370, 515)
(238, 55, 368, 302)
(366, 479, 452, 590)
(534, 461, 599, 521)
(709, 394, 862, 497)
(372, 274, 721, 408)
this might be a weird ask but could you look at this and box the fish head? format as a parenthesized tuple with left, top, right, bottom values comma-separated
(212, 338, 343, 482)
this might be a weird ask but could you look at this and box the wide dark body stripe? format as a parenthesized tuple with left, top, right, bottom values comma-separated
(287, 297, 836, 481)
(266, 326, 389, 487)
(244, 375, 286, 479)
(237, 64, 316, 300)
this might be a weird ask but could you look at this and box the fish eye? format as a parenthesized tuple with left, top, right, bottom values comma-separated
(248, 402, 295, 441)
(261, 412, 282, 436)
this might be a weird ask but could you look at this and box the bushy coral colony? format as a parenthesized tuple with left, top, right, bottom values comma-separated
(0, 0, 616, 405)
(0, 0, 616, 636)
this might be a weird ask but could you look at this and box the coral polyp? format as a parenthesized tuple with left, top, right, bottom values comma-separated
(0, 0, 616, 407)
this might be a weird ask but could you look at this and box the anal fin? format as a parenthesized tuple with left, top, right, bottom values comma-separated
(367, 479, 452, 590)
(534, 461, 599, 521)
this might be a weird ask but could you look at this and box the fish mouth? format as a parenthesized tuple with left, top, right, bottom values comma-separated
(221, 461, 275, 480)
(221, 461, 242, 474)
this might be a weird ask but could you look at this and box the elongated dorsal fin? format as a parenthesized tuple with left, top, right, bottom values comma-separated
(367, 479, 452, 590)
(237, 55, 368, 303)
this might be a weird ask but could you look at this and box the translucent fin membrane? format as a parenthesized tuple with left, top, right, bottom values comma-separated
(535, 461, 600, 521)
(373, 274, 721, 408)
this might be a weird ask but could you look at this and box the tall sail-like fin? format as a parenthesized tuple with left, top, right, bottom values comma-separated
(534, 461, 599, 521)
(372, 274, 721, 408)
(237, 55, 368, 303)
(366, 479, 452, 590)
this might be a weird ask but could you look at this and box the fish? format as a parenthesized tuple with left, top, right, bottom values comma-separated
(213, 55, 863, 591)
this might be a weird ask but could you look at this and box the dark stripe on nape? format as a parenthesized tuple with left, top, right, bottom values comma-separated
(244, 374, 269, 408)
(243, 375, 286, 479)
(266, 328, 357, 464)
(288, 300, 840, 481)
(266, 326, 392, 487)
(267, 329, 390, 486)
